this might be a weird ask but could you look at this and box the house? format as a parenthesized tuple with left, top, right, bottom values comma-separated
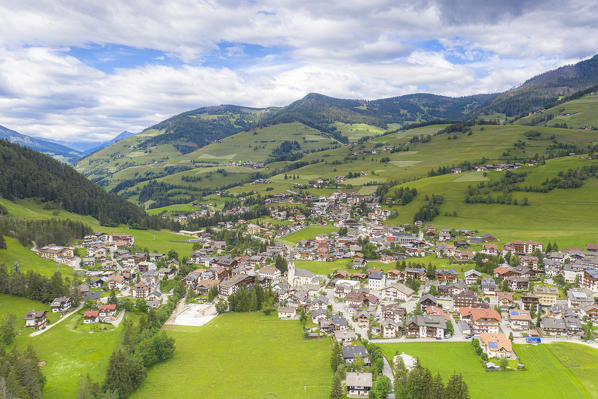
(50, 296, 72, 313)
(257, 266, 281, 280)
(533, 286, 559, 306)
(342, 345, 370, 365)
(567, 288, 595, 311)
(84, 291, 101, 302)
(311, 309, 327, 323)
(481, 277, 497, 295)
(464, 269, 482, 285)
(505, 276, 530, 291)
(508, 309, 531, 330)
(458, 320, 471, 336)
(381, 283, 414, 302)
(83, 310, 99, 324)
(453, 290, 478, 309)
(402, 268, 426, 281)
(540, 317, 568, 335)
(99, 304, 117, 322)
(353, 310, 370, 327)
(436, 269, 458, 283)
(108, 275, 126, 290)
(418, 294, 438, 312)
(381, 303, 406, 323)
(481, 244, 498, 256)
(331, 315, 348, 331)
(504, 240, 543, 255)
(582, 269, 598, 292)
(479, 333, 515, 359)
(381, 319, 399, 338)
(219, 274, 254, 297)
(346, 372, 372, 398)
(460, 307, 501, 334)
(521, 294, 540, 312)
(23, 311, 47, 329)
(277, 306, 296, 320)
(334, 330, 358, 345)
(133, 282, 151, 298)
(405, 315, 447, 338)
(426, 306, 450, 321)
(367, 271, 386, 291)
(581, 304, 598, 323)
(496, 292, 514, 309)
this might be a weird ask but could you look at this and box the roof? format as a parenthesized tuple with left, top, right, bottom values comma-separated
(407, 315, 447, 329)
(509, 309, 531, 321)
(294, 267, 315, 278)
(384, 283, 414, 296)
(342, 345, 368, 359)
(460, 307, 501, 322)
(84, 310, 99, 317)
(480, 333, 512, 352)
(23, 311, 46, 320)
(278, 307, 296, 313)
(346, 372, 373, 388)
(99, 304, 117, 311)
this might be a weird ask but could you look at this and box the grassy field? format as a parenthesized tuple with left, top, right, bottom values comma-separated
(384, 156, 598, 247)
(282, 224, 340, 245)
(0, 294, 60, 329)
(379, 342, 597, 398)
(294, 258, 352, 275)
(0, 198, 196, 259)
(131, 313, 332, 399)
(0, 237, 75, 278)
(517, 92, 598, 129)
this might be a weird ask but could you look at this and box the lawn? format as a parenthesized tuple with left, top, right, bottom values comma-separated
(13, 310, 132, 399)
(294, 258, 352, 275)
(282, 224, 340, 245)
(0, 293, 60, 329)
(0, 237, 75, 279)
(379, 342, 597, 398)
(131, 313, 332, 399)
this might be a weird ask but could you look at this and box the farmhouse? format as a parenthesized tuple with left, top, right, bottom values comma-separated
(405, 315, 446, 338)
(533, 286, 559, 306)
(508, 309, 531, 330)
(83, 310, 99, 324)
(381, 319, 399, 338)
(334, 330, 357, 345)
(342, 346, 370, 366)
(464, 269, 482, 285)
(99, 304, 117, 322)
(277, 306, 296, 320)
(460, 307, 501, 334)
(50, 296, 72, 313)
(479, 332, 515, 359)
(23, 311, 47, 329)
(381, 283, 414, 302)
(346, 372, 372, 398)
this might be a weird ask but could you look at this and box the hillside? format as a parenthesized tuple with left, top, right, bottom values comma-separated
(83, 130, 135, 155)
(516, 91, 598, 129)
(0, 139, 148, 226)
(0, 124, 83, 163)
(477, 54, 598, 117)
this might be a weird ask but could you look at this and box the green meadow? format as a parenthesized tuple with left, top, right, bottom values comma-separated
(131, 313, 332, 399)
(282, 224, 340, 245)
(385, 156, 598, 247)
(517, 92, 598, 129)
(0, 294, 60, 328)
(379, 342, 598, 399)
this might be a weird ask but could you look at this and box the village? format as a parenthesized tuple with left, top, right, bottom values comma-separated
(22, 189, 598, 398)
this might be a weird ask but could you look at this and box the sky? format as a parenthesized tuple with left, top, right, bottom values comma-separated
(0, 0, 597, 144)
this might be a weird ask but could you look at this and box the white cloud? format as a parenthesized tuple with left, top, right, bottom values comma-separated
(0, 0, 597, 142)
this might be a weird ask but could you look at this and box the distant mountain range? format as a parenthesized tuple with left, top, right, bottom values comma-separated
(0, 124, 83, 163)
(82, 131, 135, 155)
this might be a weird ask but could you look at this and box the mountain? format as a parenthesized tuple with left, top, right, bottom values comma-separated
(83, 131, 135, 155)
(477, 53, 598, 117)
(0, 138, 150, 227)
(0, 124, 83, 163)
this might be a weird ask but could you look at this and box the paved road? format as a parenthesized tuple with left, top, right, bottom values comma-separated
(382, 356, 396, 399)
(29, 305, 82, 337)
(110, 310, 126, 327)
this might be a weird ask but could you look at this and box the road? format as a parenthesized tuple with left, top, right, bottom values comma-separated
(29, 305, 82, 337)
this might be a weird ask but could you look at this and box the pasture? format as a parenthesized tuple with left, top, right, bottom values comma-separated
(131, 313, 332, 399)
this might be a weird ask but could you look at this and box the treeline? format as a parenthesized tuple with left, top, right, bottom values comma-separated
(80, 282, 186, 398)
(0, 346, 46, 399)
(394, 356, 470, 399)
(413, 195, 444, 223)
(393, 187, 417, 205)
(0, 266, 78, 305)
(184, 206, 269, 230)
(0, 139, 147, 226)
(225, 284, 276, 313)
(0, 218, 92, 247)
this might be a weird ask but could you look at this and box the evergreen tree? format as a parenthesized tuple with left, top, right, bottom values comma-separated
(429, 373, 444, 399)
(444, 373, 470, 399)
(330, 342, 339, 371)
(108, 289, 118, 306)
(0, 233, 6, 249)
(77, 374, 100, 399)
(104, 349, 146, 398)
(0, 314, 17, 345)
(329, 374, 343, 399)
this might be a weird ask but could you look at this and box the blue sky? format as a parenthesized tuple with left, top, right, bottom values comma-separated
(0, 0, 596, 143)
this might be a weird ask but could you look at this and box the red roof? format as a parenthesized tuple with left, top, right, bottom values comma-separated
(99, 304, 117, 311)
(84, 310, 99, 318)
(460, 307, 501, 322)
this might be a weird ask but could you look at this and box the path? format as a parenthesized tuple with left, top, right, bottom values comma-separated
(110, 310, 126, 327)
(165, 298, 187, 325)
(382, 356, 395, 399)
(29, 305, 82, 337)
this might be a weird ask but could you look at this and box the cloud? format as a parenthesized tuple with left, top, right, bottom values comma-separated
(0, 0, 597, 142)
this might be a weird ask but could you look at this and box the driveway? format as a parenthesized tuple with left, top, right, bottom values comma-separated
(29, 305, 82, 337)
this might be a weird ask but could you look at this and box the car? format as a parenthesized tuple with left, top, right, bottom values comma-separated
(435, 337, 442, 340)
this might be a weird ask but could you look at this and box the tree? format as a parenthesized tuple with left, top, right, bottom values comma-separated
(77, 374, 100, 399)
(135, 298, 148, 314)
(500, 357, 508, 370)
(207, 286, 219, 302)
(444, 373, 470, 399)
(167, 249, 179, 260)
(274, 255, 288, 273)
(350, 354, 365, 372)
(299, 309, 307, 328)
(215, 299, 228, 313)
(50, 271, 66, 299)
(428, 285, 438, 296)
(108, 289, 118, 305)
(429, 373, 444, 399)
(329, 374, 343, 399)
(584, 321, 594, 341)
(394, 356, 409, 399)
(370, 376, 391, 399)
(0, 314, 17, 345)
(338, 227, 348, 236)
(330, 342, 341, 371)
(445, 320, 454, 336)
(0, 233, 6, 249)
(104, 349, 146, 398)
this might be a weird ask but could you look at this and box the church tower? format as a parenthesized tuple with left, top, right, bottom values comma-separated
(287, 250, 295, 285)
